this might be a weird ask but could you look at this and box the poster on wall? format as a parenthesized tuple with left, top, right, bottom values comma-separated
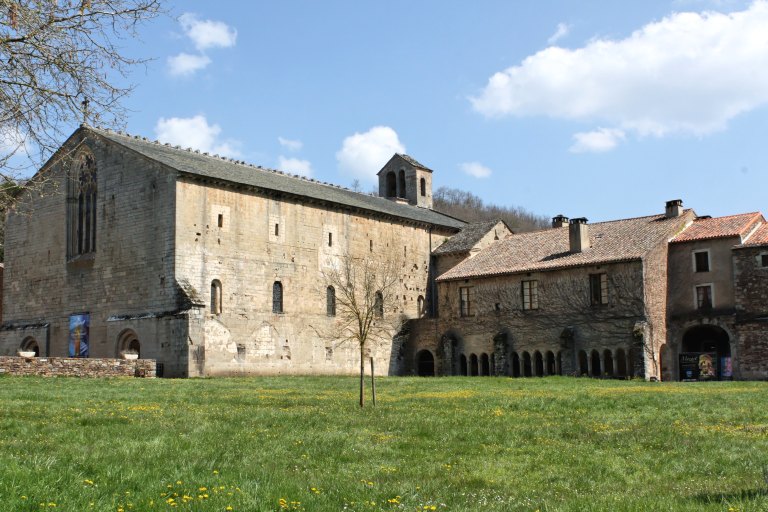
(68, 313, 90, 358)
(679, 352, 717, 381)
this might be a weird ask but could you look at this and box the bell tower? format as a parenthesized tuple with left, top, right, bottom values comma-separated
(376, 154, 433, 209)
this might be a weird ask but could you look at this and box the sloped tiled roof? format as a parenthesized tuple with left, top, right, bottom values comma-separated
(740, 223, 768, 246)
(671, 212, 763, 243)
(397, 153, 433, 172)
(85, 127, 463, 230)
(437, 213, 692, 281)
(433, 220, 506, 255)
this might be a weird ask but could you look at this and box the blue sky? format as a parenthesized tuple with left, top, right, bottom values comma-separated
(112, 0, 765, 223)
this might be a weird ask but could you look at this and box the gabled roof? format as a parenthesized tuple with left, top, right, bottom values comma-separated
(84, 127, 463, 230)
(397, 154, 433, 172)
(740, 223, 768, 247)
(437, 212, 692, 281)
(433, 219, 507, 255)
(376, 153, 433, 175)
(671, 212, 763, 243)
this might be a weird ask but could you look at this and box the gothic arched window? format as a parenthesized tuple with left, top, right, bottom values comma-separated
(273, 281, 283, 313)
(67, 151, 98, 257)
(326, 286, 336, 316)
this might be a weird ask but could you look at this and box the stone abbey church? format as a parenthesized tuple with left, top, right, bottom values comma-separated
(2, 125, 767, 380)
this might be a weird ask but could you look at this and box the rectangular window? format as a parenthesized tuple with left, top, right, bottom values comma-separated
(217, 214, 223, 228)
(693, 250, 710, 272)
(589, 273, 608, 305)
(328, 232, 333, 247)
(522, 280, 539, 310)
(761, 254, 768, 267)
(459, 286, 474, 317)
(370, 240, 373, 252)
(696, 285, 713, 309)
(274, 223, 279, 236)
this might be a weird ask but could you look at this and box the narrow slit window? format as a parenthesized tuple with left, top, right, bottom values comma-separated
(217, 214, 224, 228)
(328, 233, 333, 247)
(274, 223, 279, 236)
(272, 281, 283, 313)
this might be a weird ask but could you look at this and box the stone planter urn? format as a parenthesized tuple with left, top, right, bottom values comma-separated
(121, 352, 139, 360)
(18, 351, 36, 358)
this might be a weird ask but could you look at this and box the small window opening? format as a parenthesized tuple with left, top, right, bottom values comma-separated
(328, 233, 333, 247)
(274, 223, 279, 236)
(211, 280, 222, 314)
(694, 251, 710, 272)
(273, 281, 284, 313)
(370, 240, 373, 252)
(374, 291, 384, 318)
(404, 245, 407, 257)
(326, 286, 336, 316)
(420, 177, 426, 197)
(217, 214, 223, 228)
(760, 254, 768, 267)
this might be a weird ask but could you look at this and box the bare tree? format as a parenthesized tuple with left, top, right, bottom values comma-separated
(315, 248, 405, 407)
(1, 0, 163, 181)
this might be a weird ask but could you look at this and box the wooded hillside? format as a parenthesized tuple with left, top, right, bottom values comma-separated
(433, 186, 549, 232)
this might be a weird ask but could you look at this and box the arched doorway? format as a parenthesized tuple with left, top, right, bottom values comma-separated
(545, 351, 556, 375)
(534, 351, 544, 377)
(603, 349, 614, 377)
(416, 350, 435, 377)
(469, 354, 479, 376)
(511, 352, 520, 377)
(460, 354, 468, 376)
(480, 353, 490, 376)
(591, 350, 602, 377)
(522, 352, 532, 377)
(578, 350, 588, 376)
(680, 325, 731, 380)
(117, 329, 141, 359)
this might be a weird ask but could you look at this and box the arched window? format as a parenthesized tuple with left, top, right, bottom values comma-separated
(578, 350, 589, 376)
(326, 286, 336, 316)
(374, 291, 383, 318)
(397, 170, 406, 198)
(273, 281, 283, 313)
(480, 353, 490, 376)
(386, 171, 397, 197)
(67, 150, 98, 257)
(420, 177, 426, 197)
(211, 280, 222, 314)
(20, 337, 39, 357)
(591, 350, 602, 377)
(459, 354, 468, 376)
(534, 351, 544, 377)
(469, 354, 479, 376)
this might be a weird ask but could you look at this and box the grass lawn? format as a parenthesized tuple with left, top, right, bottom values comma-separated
(0, 375, 766, 512)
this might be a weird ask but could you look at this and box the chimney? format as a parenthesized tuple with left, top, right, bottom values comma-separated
(569, 218, 589, 253)
(665, 199, 683, 219)
(552, 214, 569, 228)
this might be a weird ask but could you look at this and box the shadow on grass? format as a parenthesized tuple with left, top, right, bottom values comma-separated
(691, 488, 768, 503)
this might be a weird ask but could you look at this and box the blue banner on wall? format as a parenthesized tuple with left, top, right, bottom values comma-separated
(68, 313, 90, 358)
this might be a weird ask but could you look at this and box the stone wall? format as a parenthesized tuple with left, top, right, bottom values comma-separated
(0, 131, 181, 374)
(174, 177, 455, 377)
(732, 244, 768, 380)
(408, 261, 648, 378)
(0, 355, 156, 377)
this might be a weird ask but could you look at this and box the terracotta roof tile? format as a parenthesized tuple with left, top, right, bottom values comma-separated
(433, 220, 507, 255)
(671, 212, 763, 243)
(437, 212, 692, 281)
(740, 223, 768, 246)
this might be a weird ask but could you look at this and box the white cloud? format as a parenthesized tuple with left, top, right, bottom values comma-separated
(547, 22, 571, 45)
(570, 128, 626, 153)
(154, 115, 240, 157)
(277, 156, 313, 177)
(168, 13, 236, 76)
(471, 1, 768, 149)
(278, 137, 303, 152)
(460, 162, 493, 178)
(167, 52, 211, 76)
(336, 126, 406, 182)
(179, 13, 237, 51)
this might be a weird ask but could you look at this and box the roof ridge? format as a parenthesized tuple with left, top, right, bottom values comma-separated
(695, 211, 761, 221)
(87, 125, 355, 193)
